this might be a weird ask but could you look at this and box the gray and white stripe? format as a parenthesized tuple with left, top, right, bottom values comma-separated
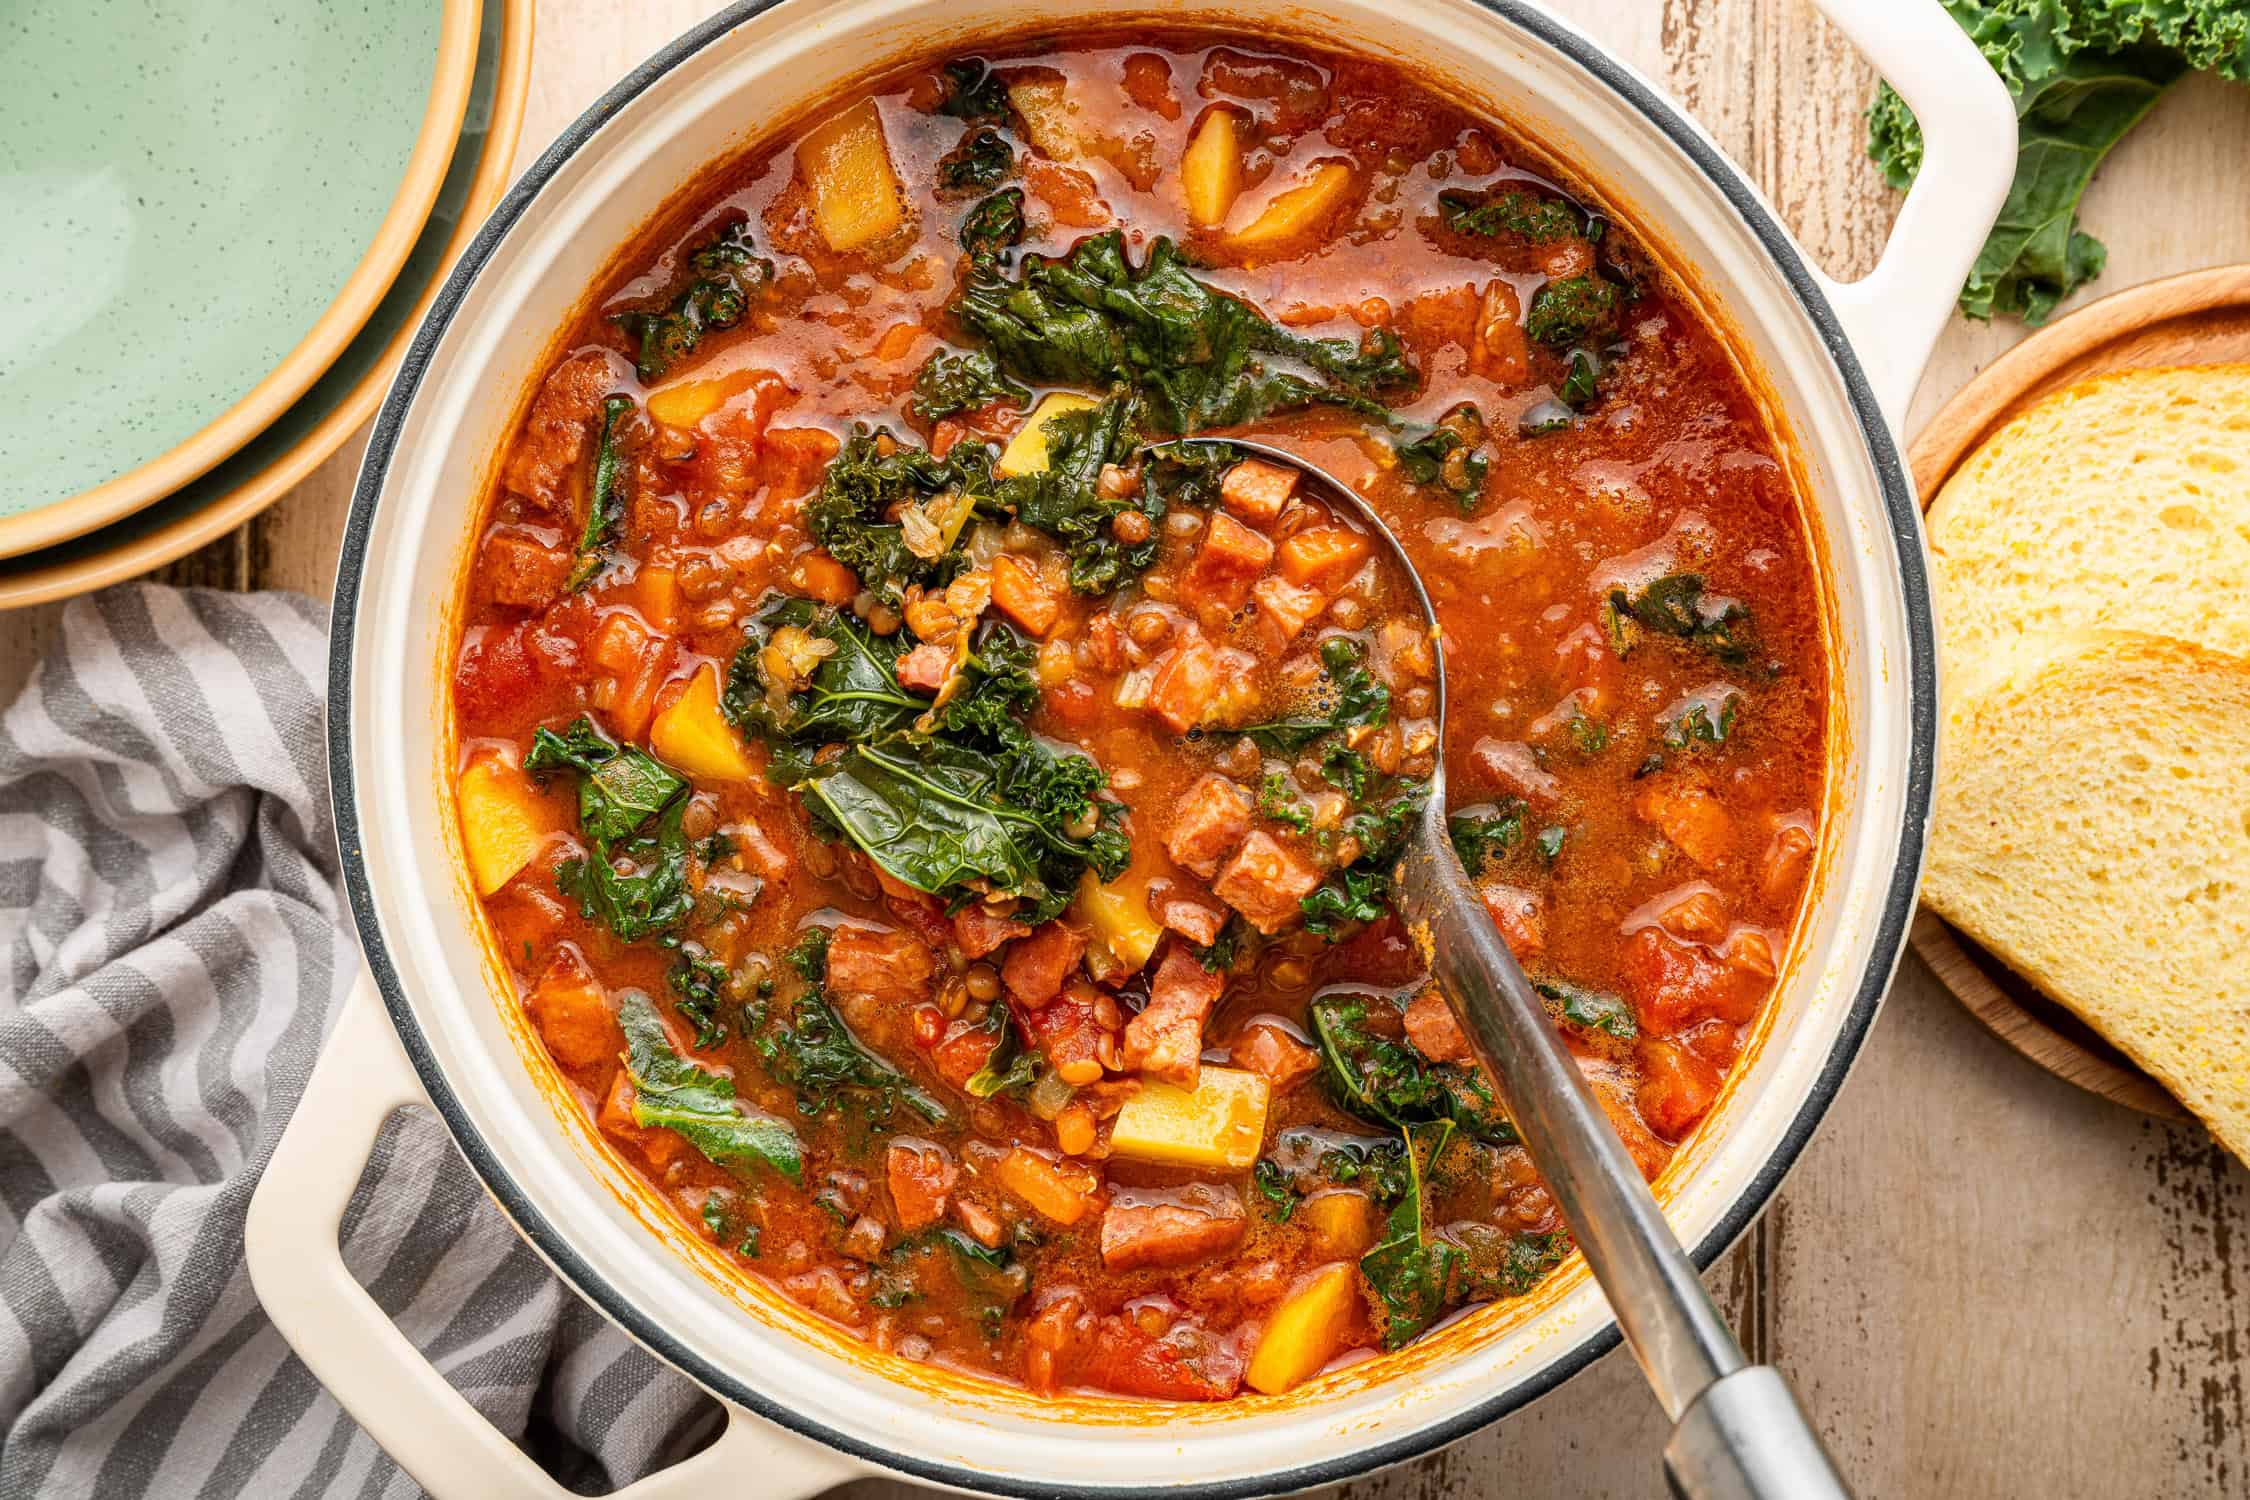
(0, 586, 712, 1499)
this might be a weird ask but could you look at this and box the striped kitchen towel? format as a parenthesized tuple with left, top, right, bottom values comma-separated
(0, 586, 713, 1499)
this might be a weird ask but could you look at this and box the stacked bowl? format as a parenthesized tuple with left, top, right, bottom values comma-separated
(0, 0, 534, 607)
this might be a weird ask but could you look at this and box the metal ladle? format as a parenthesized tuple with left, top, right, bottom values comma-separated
(1212, 438, 1853, 1500)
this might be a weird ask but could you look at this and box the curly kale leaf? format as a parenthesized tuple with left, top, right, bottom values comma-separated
(961, 188, 1027, 259)
(1310, 992, 1515, 1144)
(525, 716, 699, 943)
(1603, 572, 1756, 664)
(1393, 402, 1489, 510)
(1239, 636, 1392, 754)
(754, 987, 951, 1127)
(1866, 0, 2248, 322)
(937, 57, 1011, 122)
(1437, 187, 1599, 242)
(939, 128, 1015, 194)
(993, 393, 1163, 593)
(801, 425, 995, 605)
(723, 594, 922, 749)
(951, 230, 1418, 434)
(911, 348, 1030, 421)
(611, 218, 772, 381)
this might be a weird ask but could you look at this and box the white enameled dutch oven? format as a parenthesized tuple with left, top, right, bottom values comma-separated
(245, 2, 2014, 1495)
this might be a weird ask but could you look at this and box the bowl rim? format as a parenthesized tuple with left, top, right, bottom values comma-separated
(0, 0, 485, 560)
(0, 0, 535, 612)
(329, 2, 1934, 1493)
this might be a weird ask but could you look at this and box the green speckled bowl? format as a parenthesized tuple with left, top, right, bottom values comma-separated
(0, 0, 479, 555)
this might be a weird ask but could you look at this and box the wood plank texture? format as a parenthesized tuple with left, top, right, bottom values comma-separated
(4, 3, 2245, 1496)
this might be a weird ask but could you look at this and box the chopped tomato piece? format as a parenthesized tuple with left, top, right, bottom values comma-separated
(1184, 511, 1276, 612)
(1622, 926, 1765, 1033)
(928, 1017, 1002, 1089)
(1276, 527, 1371, 587)
(1122, 945, 1226, 1087)
(1211, 831, 1323, 934)
(1479, 883, 1546, 960)
(1002, 920, 1089, 1007)
(1165, 774, 1252, 878)
(886, 1141, 958, 1232)
(990, 553, 1062, 636)
(954, 903, 1022, 960)
(1080, 1317, 1244, 1401)
(1636, 1038, 1722, 1138)
(1634, 782, 1735, 869)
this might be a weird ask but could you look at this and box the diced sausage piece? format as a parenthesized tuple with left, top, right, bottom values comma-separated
(1149, 883, 1227, 946)
(1759, 819, 1815, 906)
(1146, 633, 1217, 731)
(1635, 782, 1735, 869)
(886, 1141, 959, 1232)
(1099, 1183, 1247, 1271)
(528, 948, 615, 1069)
(1211, 831, 1323, 934)
(1403, 989, 1472, 1064)
(1636, 1038, 1722, 1138)
(597, 1073, 685, 1172)
(1276, 527, 1371, 588)
(501, 351, 616, 516)
(484, 530, 574, 610)
(1165, 774, 1252, 878)
(1219, 458, 1301, 524)
(990, 553, 1061, 637)
(895, 642, 952, 694)
(1480, 883, 1546, 960)
(1231, 1022, 1318, 1089)
(1184, 512, 1276, 613)
(1002, 920, 1089, 1007)
(826, 924, 936, 1006)
(1122, 945, 1226, 1088)
(1622, 926, 1765, 1034)
(953, 903, 1022, 960)
(1251, 575, 1326, 649)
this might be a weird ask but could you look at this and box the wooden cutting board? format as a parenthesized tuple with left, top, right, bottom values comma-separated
(1908, 263, 2250, 1122)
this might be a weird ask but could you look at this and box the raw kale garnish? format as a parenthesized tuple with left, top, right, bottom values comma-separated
(618, 989, 803, 1182)
(523, 716, 697, 943)
(950, 230, 1418, 435)
(568, 395, 635, 590)
(611, 219, 772, 382)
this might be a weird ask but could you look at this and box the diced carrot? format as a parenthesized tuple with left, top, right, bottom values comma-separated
(998, 1146, 1093, 1226)
(636, 564, 681, 632)
(990, 553, 1061, 637)
(1219, 458, 1300, 524)
(788, 548, 860, 606)
(1277, 527, 1371, 587)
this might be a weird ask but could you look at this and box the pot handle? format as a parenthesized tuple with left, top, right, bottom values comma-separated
(244, 966, 860, 1500)
(1802, 0, 2016, 433)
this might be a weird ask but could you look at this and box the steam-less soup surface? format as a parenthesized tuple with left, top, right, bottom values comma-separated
(451, 33, 1824, 1402)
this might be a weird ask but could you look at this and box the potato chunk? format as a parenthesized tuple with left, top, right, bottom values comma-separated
(1075, 871, 1163, 977)
(649, 664, 758, 783)
(1229, 161, 1353, 249)
(1109, 1066, 1269, 1170)
(797, 97, 906, 253)
(1245, 1263, 1357, 1395)
(457, 752, 549, 896)
(996, 392, 1100, 477)
(1181, 107, 1245, 227)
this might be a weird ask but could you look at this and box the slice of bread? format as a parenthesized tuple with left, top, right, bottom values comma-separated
(1923, 630, 2250, 1157)
(1927, 365, 2250, 710)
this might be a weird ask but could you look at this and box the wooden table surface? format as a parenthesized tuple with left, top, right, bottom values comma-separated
(9, 3, 2246, 1495)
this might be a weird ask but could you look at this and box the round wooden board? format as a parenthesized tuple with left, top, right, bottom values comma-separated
(1906, 264, 2250, 1123)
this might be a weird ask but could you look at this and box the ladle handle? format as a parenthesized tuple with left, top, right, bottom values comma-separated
(1394, 832, 1850, 1498)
